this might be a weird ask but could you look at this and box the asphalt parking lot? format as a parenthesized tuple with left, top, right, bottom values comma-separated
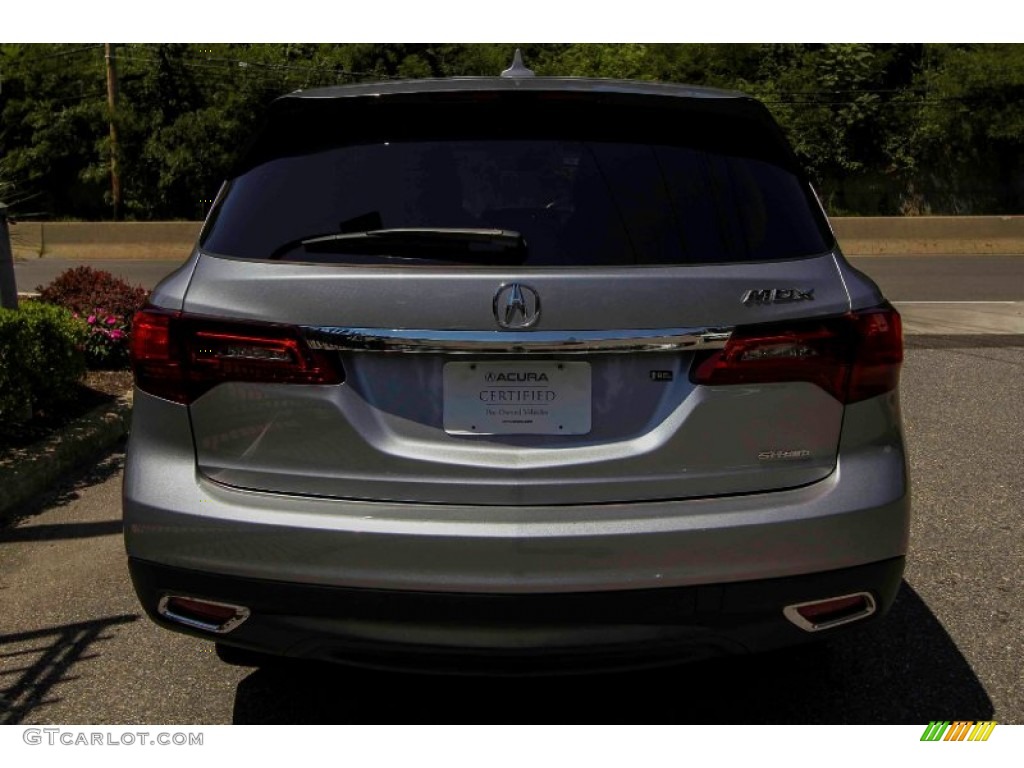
(0, 341, 1021, 724)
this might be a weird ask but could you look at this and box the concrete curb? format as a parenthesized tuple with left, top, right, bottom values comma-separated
(0, 389, 133, 519)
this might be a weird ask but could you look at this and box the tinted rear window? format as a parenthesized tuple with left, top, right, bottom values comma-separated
(202, 98, 831, 266)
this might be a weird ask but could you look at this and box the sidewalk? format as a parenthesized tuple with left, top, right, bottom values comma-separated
(0, 392, 133, 520)
(894, 301, 1024, 335)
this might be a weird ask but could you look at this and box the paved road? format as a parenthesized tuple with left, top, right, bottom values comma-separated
(1, 347, 1021, 724)
(846, 255, 1024, 302)
(13, 254, 1024, 301)
(14, 258, 185, 294)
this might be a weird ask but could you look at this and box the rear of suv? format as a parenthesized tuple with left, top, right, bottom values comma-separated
(124, 68, 908, 672)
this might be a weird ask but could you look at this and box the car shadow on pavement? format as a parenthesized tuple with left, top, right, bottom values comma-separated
(0, 519, 123, 543)
(231, 581, 992, 724)
(0, 614, 139, 724)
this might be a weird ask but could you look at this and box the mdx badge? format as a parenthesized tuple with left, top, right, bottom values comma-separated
(493, 283, 541, 329)
(742, 288, 815, 305)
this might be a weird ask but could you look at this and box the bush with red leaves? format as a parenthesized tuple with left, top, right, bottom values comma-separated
(36, 266, 149, 318)
(36, 266, 150, 369)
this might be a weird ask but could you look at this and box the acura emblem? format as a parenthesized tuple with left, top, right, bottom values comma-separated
(493, 283, 541, 329)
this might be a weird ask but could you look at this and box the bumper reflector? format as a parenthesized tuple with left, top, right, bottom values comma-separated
(158, 595, 251, 634)
(782, 592, 876, 632)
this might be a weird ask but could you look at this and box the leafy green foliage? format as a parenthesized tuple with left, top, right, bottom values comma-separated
(0, 301, 86, 421)
(1, 43, 1022, 218)
(906, 44, 1024, 213)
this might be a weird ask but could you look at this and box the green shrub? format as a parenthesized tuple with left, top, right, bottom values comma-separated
(36, 266, 149, 369)
(0, 301, 87, 422)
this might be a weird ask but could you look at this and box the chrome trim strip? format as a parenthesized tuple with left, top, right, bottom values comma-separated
(303, 326, 733, 355)
(782, 591, 877, 633)
(157, 595, 251, 635)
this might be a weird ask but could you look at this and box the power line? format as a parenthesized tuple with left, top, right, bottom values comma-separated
(31, 44, 105, 61)
(112, 49, 394, 81)
(50, 89, 107, 105)
(764, 96, 1016, 106)
(11, 44, 1024, 112)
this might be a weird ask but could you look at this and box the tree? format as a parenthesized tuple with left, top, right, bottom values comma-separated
(1, 43, 1022, 218)
(909, 44, 1024, 213)
(0, 44, 109, 219)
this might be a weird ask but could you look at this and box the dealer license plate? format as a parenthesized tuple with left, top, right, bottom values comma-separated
(443, 361, 591, 435)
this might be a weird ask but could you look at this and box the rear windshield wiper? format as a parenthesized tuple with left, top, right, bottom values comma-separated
(269, 228, 527, 261)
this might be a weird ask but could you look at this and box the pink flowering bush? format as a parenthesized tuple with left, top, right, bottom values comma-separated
(76, 308, 132, 369)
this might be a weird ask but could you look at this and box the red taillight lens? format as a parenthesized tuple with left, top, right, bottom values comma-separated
(845, 306, 903, 403)
(130, 309, 183, 402)
(129, 308, 344, 404)
(131, 309, 174, 362)
(691, 305, 902, 404)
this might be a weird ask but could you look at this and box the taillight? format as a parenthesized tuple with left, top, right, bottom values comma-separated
(691, 305, 902, 404)
(129, 308, 344, 404)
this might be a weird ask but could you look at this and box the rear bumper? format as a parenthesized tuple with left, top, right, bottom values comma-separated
(124, 392, 909, 594)
(123, 392, 910, 668)
(129, 556, 905, 672)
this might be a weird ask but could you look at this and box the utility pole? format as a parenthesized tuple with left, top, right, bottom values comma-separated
(105, 43, 122, 221)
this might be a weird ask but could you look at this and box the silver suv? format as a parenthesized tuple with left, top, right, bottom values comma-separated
(124, 67, 908, 672)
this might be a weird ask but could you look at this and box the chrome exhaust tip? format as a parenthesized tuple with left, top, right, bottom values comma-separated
(157, 595, 251, 634)
(783, 591, 876, 632)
